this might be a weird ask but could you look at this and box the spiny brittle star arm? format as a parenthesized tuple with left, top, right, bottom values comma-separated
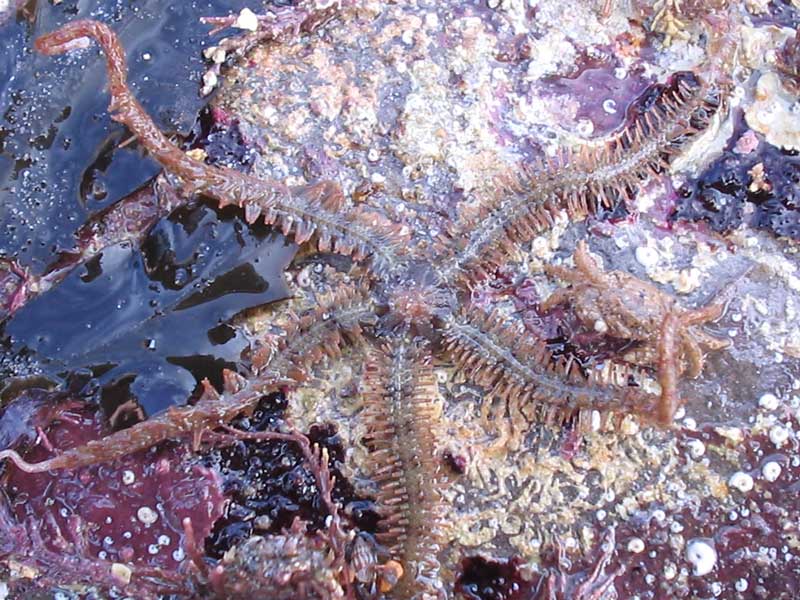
(0, 285, 375, 472)
(35, 20, 408, 276)
(441, 309, 664, 425)
(437, 72, 725, 287)
(361, 340, 446, 599)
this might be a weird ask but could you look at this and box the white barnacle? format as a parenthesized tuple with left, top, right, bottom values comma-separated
(686, 538, 717, 576)
(627, 537, 645, 553)
(759, 392, 779, 410)
(769, 424, 789, 447)
(663, 562, 677, 580)
(686, 439, 705, 458)
(136, 506, 159, 526)
(762, 461, 782, 482)
(728, 471, 754, 493)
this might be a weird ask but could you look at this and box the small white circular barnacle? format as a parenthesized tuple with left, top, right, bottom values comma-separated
(728, 471, 754, 493)
(627, 537, 645, 553)
(686, 538, 717, 576)
(761, 461, 782, 482)
(686, 439, 705, 458)
(758, 392, 779, 410)
(576, 118, 594, 137)
(769, 424, 789, 447)
(136, 506, 159, 526)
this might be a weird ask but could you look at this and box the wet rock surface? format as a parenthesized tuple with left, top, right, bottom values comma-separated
(1, 1, 800, 599)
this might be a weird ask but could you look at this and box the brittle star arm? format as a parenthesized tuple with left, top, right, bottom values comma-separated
(436, 73, 725, 288)
(360, 339, 446, 599)
(35, 20, 408, 277)
(0, 284, 375, 473)
(656, 300, 726, 426)
(441, 309, 664, 426)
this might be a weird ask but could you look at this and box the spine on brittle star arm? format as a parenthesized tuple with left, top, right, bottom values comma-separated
(360, 342, 445, 599)
(35, 20, 408, 276)
(242, 184, 410, 276)
(439, 72, 725, 285)
(441, 310, 663, 426)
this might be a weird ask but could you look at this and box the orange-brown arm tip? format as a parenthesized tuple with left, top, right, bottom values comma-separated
(35, 20, 103, 55)
(682, 301, 725, 327)
(656, 398, 680, 428)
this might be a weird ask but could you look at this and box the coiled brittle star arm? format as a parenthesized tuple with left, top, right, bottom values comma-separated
(35, 20, 286, 208)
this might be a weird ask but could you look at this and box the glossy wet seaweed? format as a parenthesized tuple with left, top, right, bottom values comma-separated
(0, 0, 260, 269)
(0, 0, 299, 416)
(3, 199, 294, 421)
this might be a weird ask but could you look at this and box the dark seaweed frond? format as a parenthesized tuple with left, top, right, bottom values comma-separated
(0, 283, 374, 474)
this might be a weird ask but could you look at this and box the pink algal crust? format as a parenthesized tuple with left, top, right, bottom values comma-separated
(1, 396, 226, 597)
